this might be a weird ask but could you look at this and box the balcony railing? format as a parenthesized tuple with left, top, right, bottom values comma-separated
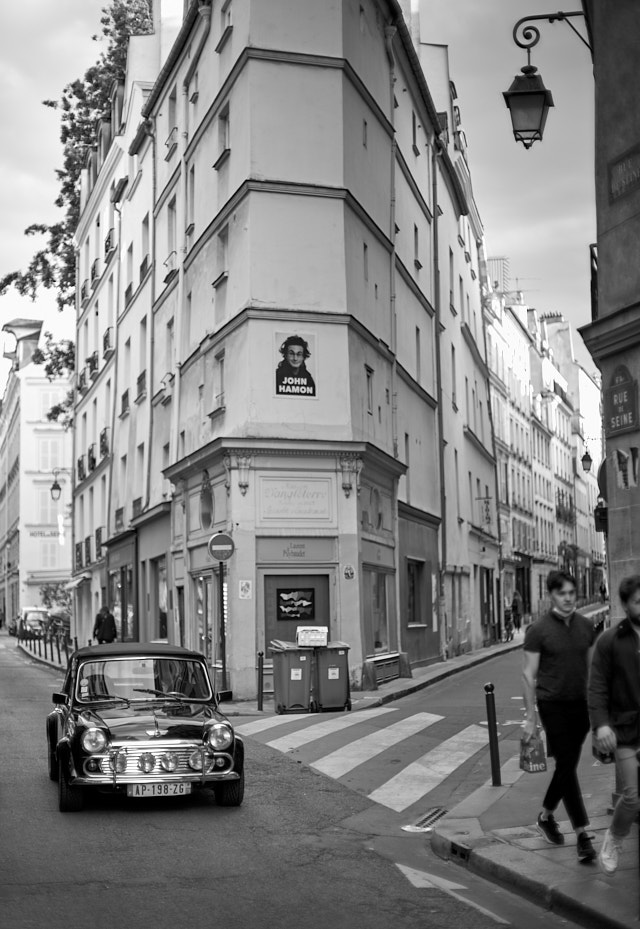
(99, 427, 109, 458)
(87, 351, 99, 380)
(75, 542, 83, 571)
(80, 279, 90, 307)
(103, 326, 114, 359)
(84, 536, 92, 565)
(95, 526, 105, 557)
(104, 227, 115, 257)
(77, 455, 86, 482)
(87, 443, 97, 471)
(115, 507, 125, 532)
(77, 368, 88, 394)
(90, 258, 100, 287)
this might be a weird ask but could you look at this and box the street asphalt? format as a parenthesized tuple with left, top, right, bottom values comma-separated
(15, 601, 628, 928)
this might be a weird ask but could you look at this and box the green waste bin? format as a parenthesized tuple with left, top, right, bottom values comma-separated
(270, 640, 314, 714)
(313, 642, 351, 712)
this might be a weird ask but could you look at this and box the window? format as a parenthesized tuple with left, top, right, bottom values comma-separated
(412, 111, 420, 155)
(451, 346, 457, 407)
(413, 225, 422, 269)
(407, 559, 424, 625)
(449, 249, 454, 310)
(215, 104, 230, 168)
(415, 327, 421, 382)
(365, 365, 373, 414)
(213, 226, 228, 287)
(166, 318, 174, 375)
(459, 275, 465, 322)
(187, 166, 195, 234)
(363, 242, 368, 281)
(215, 351, 225, 408)
(39, 489, 58, 524)
(39, 438, 61, 472)
(166, 86, 178, 158)
(362, 119, 368, 147)
(41, 540, 58, 570)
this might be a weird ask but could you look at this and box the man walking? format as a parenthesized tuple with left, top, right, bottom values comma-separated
(589, 574, 640, 874)
(522, 570, 597, 863)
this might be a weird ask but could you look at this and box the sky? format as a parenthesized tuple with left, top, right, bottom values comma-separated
(0, 1, 597, 390)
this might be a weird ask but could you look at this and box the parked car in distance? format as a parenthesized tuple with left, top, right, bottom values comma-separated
(19, 607, 49, 639)
(8, 615, 18, 636)
(47, 642, 245, 812)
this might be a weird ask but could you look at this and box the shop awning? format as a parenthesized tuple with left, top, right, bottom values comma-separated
(64, 573, 91, 590)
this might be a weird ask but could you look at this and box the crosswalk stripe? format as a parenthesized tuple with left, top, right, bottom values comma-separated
(266, 707, 397, 752)
(234, 714, 321, 737)
(367, 724, 488, 811)
(311, 712, 444, 779)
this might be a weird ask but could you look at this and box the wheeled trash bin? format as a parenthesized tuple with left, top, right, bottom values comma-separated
(270, 640, 314, 714)
(313, 642, 351, 712)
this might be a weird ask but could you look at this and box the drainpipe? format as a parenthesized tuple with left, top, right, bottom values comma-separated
(432, 138, 448, 660)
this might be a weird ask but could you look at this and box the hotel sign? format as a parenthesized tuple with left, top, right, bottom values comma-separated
(604, 366, 638, 436)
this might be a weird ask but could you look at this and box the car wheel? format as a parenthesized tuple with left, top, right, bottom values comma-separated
(213, 741, 244, 807)
(213, 768, 245, 807)
(58, 757, 84, 812)
(47, 722, 58, 782)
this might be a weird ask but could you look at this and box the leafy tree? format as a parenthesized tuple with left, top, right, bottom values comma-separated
(39, 583, 72, 613)
(0, 0, 152, 311)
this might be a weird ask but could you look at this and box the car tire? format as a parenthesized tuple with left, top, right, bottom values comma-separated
(47, 722, 58, 782)
(58, 757, 84, 812)
(213, 741, 244, 807)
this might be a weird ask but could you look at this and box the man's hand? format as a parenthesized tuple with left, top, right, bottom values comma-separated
(595, 725, 617, 753)
(521, 717, 537, 742)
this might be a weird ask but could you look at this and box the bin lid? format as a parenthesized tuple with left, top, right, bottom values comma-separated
(326, 641, 350, 649)
(269, 639, 313, 651)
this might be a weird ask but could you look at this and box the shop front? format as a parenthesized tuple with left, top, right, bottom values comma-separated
(105, 531, 137, 642)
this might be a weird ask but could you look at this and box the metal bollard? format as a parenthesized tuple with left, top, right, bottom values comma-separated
(484, 682, 502, 786)
(257, 651, 264, 711)
(55, 636, 61, 665)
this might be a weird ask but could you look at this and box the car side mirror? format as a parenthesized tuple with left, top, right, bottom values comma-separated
(52, 692, 68, 705)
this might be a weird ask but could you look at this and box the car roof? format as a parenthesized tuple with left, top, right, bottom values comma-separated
(72, 642, 207, 661)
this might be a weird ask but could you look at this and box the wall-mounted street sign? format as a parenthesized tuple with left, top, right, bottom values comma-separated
(208, 532, 235, 561)
(604, 365, 638, 437)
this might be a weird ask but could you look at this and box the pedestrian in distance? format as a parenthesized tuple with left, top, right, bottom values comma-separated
(588, 574, 640, 875)
(93, 605, 117, 644)
(511, 592, 522, 633)
(522, 569, 598, 863)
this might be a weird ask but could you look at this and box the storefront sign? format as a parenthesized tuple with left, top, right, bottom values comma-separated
(257, 537, 335, 563)
(609, 142, 640, 202)
(604, 366, 638, 436)
(259, 478, 332, 520)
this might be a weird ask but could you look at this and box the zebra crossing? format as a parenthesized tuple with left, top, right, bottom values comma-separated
(236, 706, 511, 814)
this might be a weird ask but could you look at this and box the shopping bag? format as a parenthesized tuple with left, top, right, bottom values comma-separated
(520, 730, 547, 773)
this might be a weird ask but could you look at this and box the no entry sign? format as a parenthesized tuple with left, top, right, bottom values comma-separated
(208, 532, 235, 561)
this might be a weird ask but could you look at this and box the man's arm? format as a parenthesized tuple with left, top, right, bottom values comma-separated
(522, 649, 540, 741)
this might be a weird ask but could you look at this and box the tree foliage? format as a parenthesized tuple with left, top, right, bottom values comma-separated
(0, 0, 153, 311)
(40, 583, 72, 613)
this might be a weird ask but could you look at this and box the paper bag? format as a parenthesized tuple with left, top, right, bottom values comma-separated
(520, 731, 547, 773)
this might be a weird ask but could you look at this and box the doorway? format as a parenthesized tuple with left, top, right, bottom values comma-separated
(264, 574, 330, 647)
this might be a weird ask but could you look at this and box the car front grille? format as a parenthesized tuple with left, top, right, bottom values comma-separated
(81, 739, 233, 781)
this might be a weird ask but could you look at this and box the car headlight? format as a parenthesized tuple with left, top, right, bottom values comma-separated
(81, 728, 108, 753)
(206, 723, 233, 751)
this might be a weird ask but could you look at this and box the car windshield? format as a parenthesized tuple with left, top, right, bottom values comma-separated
(25, 612, 46, 624)
(75, 657, 213, 704)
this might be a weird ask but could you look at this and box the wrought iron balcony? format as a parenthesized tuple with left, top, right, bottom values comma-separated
(87, 443, 97, 471)
(87, 351, 99, 379)
(77, 455, 86, 482)
(103, 326, 114, 359)
(99, 427, 109, 458)
(75, 542, 83, 571)
(84, 536, 92, 565)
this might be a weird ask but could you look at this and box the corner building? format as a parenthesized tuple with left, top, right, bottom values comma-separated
(78, 0, 499, 698)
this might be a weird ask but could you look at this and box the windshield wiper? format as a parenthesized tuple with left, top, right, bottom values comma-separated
(85, 694, 131, 707)
(132, 687, 186, 700)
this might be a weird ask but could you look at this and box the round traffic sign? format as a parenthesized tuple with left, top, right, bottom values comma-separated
(208, 532, 235, 561)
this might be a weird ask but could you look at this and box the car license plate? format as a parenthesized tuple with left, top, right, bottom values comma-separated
(127, 783, 191, 798)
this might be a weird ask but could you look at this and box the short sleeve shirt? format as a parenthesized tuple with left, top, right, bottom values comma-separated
(524, 610, 596, 702)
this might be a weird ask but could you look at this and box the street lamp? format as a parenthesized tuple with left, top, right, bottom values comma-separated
(504, 11, 591, 149)
(50, 468, 71, 502)
(581, 448, 593, 472)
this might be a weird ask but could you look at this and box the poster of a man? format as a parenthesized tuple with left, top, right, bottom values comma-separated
(275, 334, 316, 397)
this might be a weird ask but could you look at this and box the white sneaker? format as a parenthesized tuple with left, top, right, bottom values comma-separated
(599, 829, 623, 874)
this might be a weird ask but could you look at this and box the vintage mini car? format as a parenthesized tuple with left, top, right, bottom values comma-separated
(47, 642, 244, 812)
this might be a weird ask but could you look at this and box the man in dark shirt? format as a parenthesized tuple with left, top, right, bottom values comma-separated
(522, 570, 597, 863)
